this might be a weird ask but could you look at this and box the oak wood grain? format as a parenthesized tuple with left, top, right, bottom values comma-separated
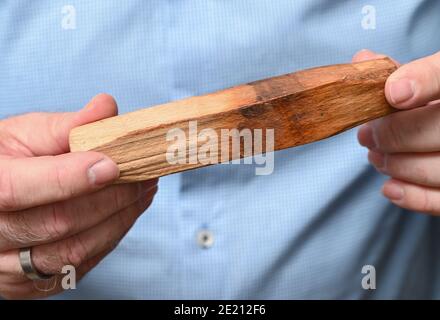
(69, 58, 397, 182)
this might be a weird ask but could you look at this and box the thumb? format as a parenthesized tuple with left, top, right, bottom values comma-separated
(1, 94, 118, 156)
(385, 51, 440, 109)
(0, 151, 119, 211)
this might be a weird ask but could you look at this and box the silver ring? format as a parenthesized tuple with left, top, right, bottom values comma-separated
(19, 247, 53, 281)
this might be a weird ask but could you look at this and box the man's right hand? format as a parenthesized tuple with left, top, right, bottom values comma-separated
(0, 94, 158, 299)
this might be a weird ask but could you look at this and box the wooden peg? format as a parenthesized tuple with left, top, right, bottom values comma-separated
(69, 58, 397, 182)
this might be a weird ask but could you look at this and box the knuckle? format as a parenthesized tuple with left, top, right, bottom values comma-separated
(50, 113, 70, 153)
(53, 162, 74, 198)
(116, 209, 133, 231)
(418, 189, 438, 214)
(58, 235, 89, 269)
(413, 166, 430, 186)
(90, 201, 108, 220)
(34, 235, 89, 275)
(0, 166, 17, 211)
(0, 216, 17, 249)
(43, 202, 74, 240)
(381, 117, 405, 152)
(33, 254, 60, 275)
(0, 215, 43, 248)
(0, 203, 75, 249)
(109, 183, 143, 210)
(111, 186, 123, 209)
(426, 59, 440, 97)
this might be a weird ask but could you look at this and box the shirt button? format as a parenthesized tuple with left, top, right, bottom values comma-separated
(197, 229, 214, 249)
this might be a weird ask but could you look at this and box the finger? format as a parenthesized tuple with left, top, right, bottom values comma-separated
(0, 246, 113, 299)
(0, 187, 156, 282)
(0, 180, 158, 250)
(385, 51, 440, 109)
(368, 151, 440, 187)
(32, 247, 113, 298)
(0, 248, 26, 285)
(0, 226, 119, 286)
(0, 94, 118, 157)
(352, 49, 400, 65)
(30, 186, 157, 275)
(382, 179, 440, 215)
(358, 102, 440, 153)
(0, 152, 119, 211)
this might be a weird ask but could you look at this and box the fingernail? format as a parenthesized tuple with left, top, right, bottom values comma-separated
(358, 124, 376, 149)
(382, 181, 404, 201)
(83, 98, 96, 111)
(84, 101, 94, 111)
(388, 78, 415, 105)
(368, 151, 385, 170)
(88, 157, 119, 185)
(83, 94, 103, 111)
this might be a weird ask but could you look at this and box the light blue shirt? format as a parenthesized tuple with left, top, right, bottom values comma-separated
(1, 0, 440, 299)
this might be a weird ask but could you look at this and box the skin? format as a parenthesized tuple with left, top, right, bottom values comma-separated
(355, 49, 440, 215)
(0, 94, 158, 299)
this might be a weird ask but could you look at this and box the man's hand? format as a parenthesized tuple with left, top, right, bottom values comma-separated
(0, 94, 158, 299)
(354, 49, 440, 214)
